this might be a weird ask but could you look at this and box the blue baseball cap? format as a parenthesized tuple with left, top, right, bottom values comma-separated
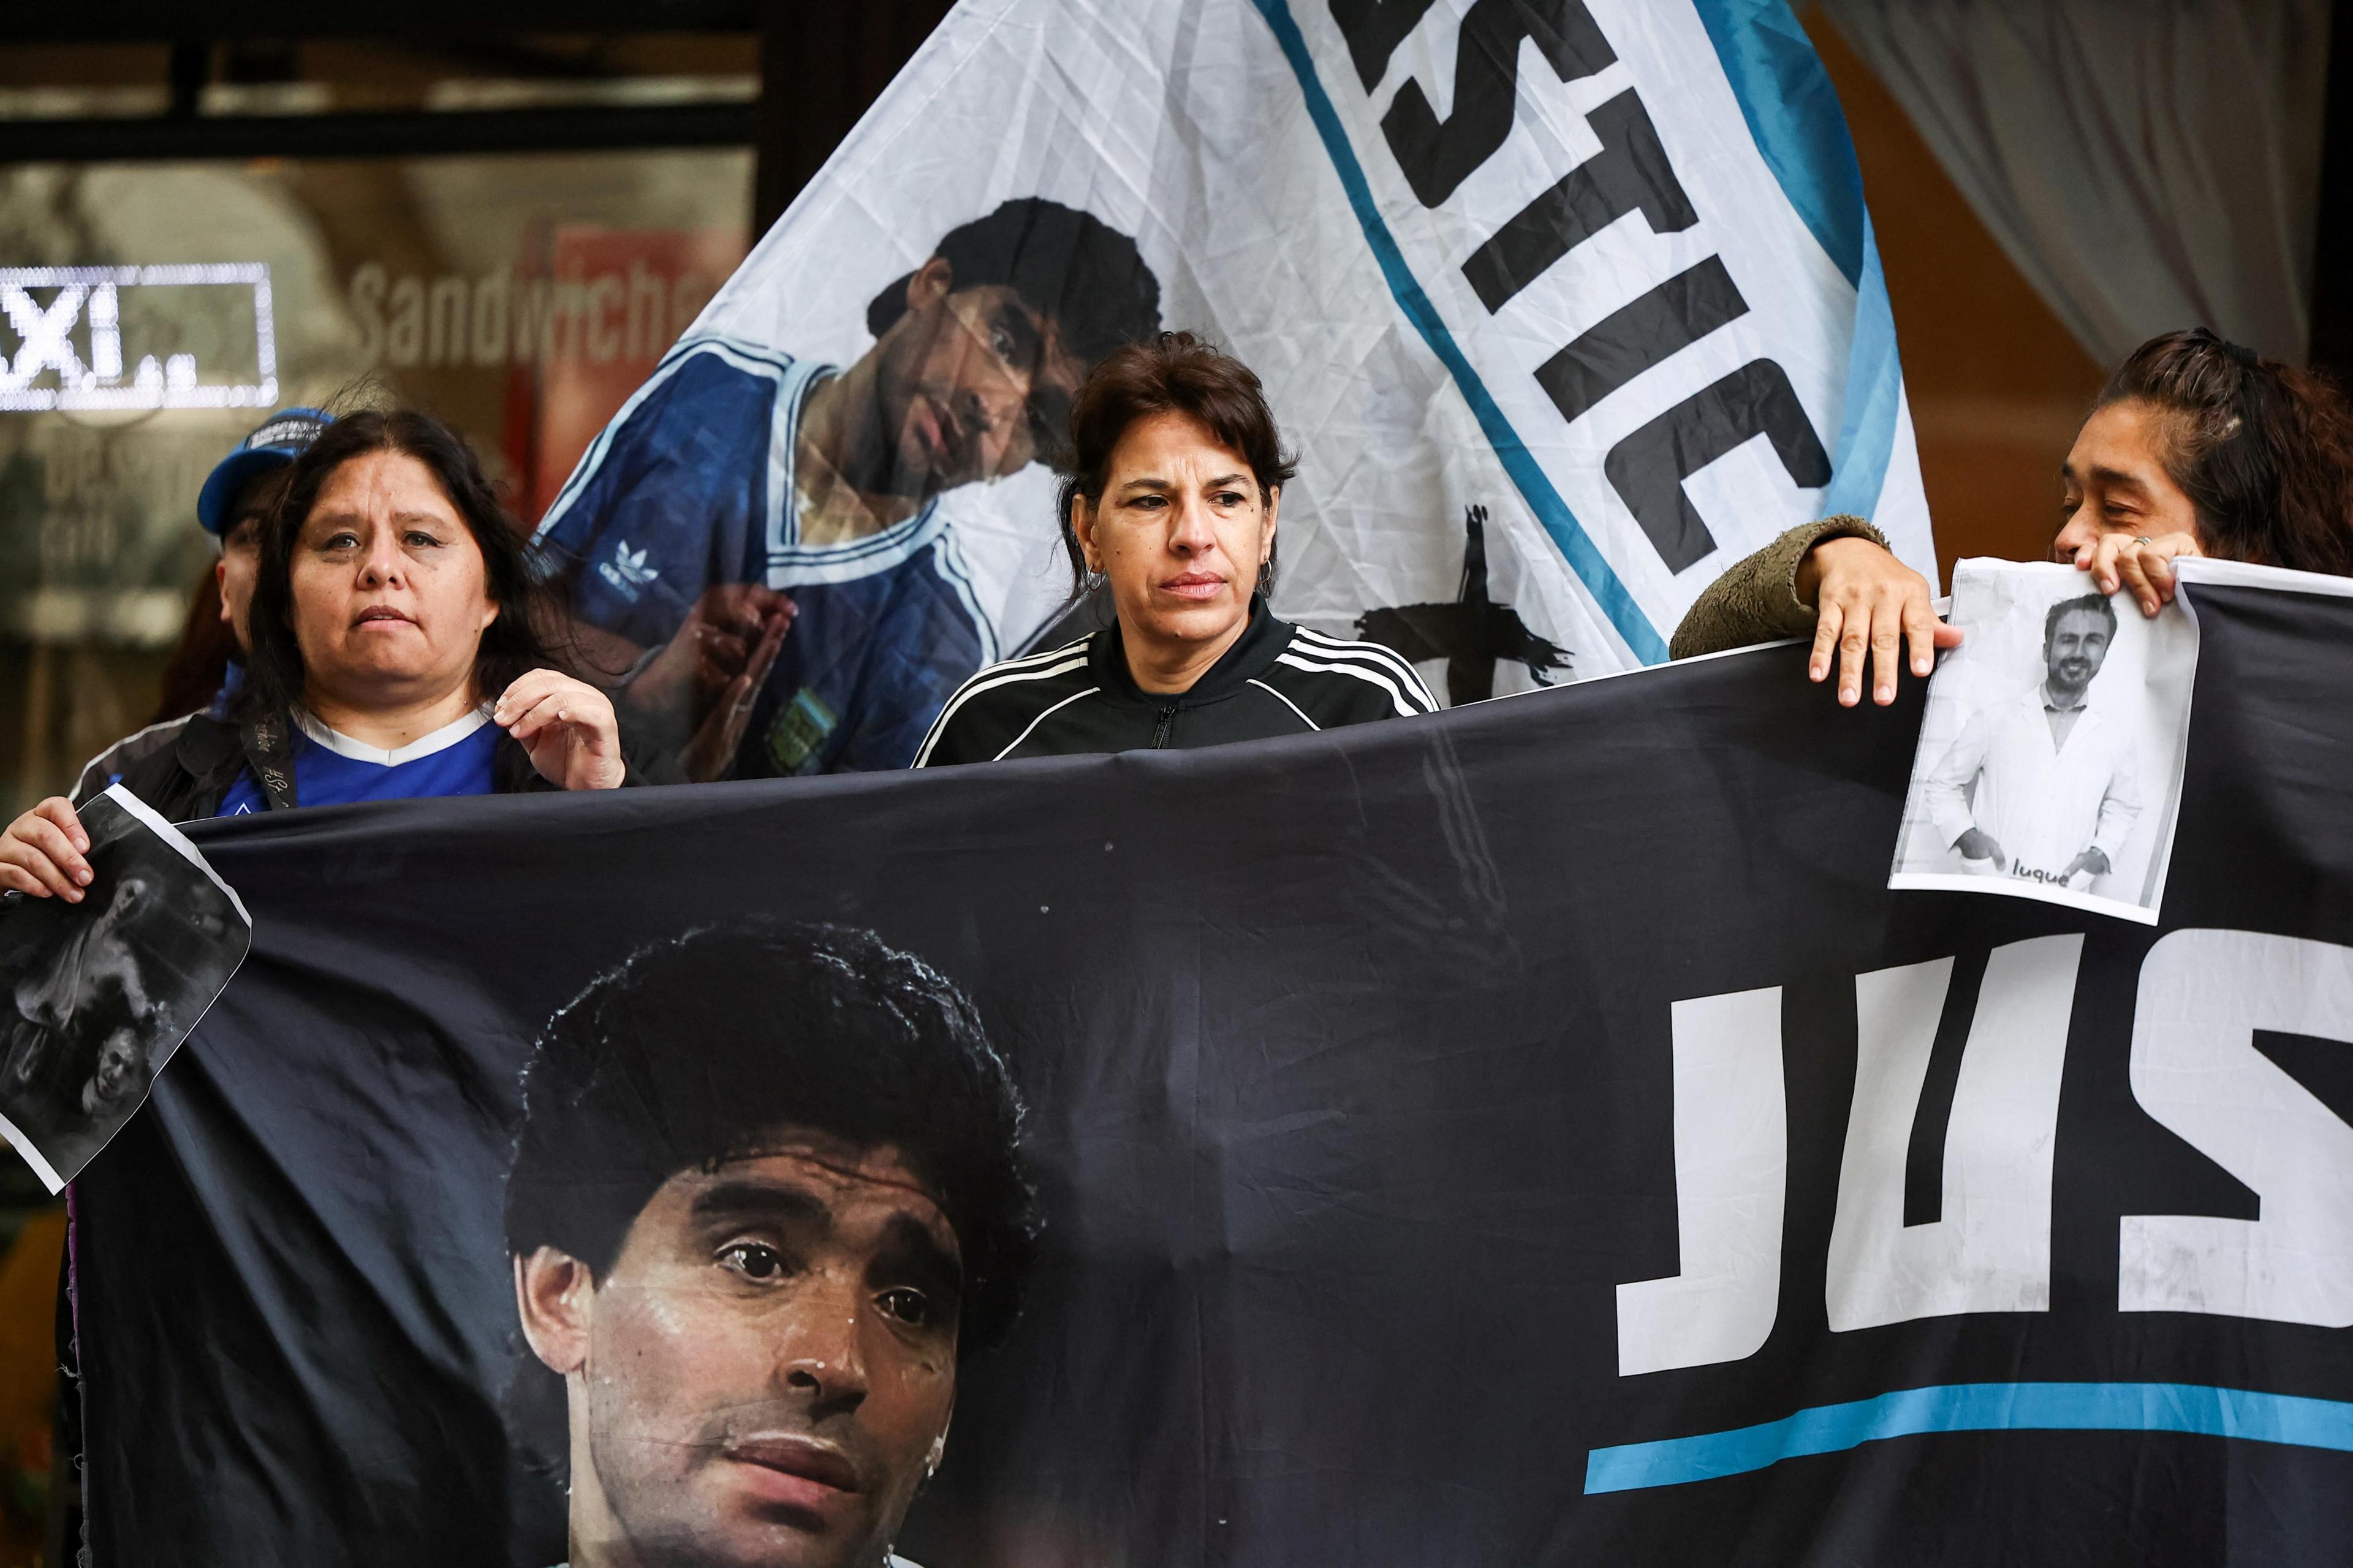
(196, 407, 333, 536)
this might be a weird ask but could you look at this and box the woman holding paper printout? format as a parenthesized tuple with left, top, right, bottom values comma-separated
(0, 410, 658, 901)
(914, 331, 1438, 765)
(1672, 328, 2353, 700)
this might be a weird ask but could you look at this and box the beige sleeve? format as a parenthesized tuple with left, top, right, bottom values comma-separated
(1666, 515, 1893, 660)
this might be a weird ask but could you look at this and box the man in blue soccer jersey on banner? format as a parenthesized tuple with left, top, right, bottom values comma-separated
(534, 198, 1162, 779)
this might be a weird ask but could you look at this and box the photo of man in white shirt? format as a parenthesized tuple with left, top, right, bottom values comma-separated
(1920, 593, 2141, 890)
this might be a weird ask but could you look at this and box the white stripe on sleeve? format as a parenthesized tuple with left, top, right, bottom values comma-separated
(912, 646, 1091, 767)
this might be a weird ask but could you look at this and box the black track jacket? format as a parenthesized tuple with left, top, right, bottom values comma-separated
(914, 599, 1438, 767)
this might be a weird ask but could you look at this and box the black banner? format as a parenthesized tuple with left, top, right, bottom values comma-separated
(75, 578, 2353, 1567)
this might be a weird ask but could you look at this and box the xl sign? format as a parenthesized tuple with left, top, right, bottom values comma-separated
(0, 263, 279, 412)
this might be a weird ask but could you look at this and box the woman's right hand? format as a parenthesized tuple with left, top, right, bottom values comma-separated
(2078, 529, 2202, 616)
(1, 798, 92, 903)
(1795, 536, 1963, 706)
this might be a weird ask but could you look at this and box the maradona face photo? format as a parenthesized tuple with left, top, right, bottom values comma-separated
(500, 920, 1037, 1568)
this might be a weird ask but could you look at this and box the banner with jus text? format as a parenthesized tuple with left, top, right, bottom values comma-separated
(528, 0, 1934, 779)
(72, 566, 2353, 1567)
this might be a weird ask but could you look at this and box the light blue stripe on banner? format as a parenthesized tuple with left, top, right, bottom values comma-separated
(1248, 0, 1668, 667)
(1689, 0, 1903, 523)
(1815, 212, 1898, 520)
(1687, 0, 1865, 284)
(1583, 1382, 2353, 1494)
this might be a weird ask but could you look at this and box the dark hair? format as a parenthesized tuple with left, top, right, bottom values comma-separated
(150, 569, 238, 725)
(153, 466, 289, 724)
(504, 918, 1036, 1343)
(2043, 592, 2118, 645)
(499, 921, 1036, 1483)
(1053, 331, 1299, 597)
(2096, 329, 2353, 575)
(865, 197, 1161, 366)
(241, 409, 561, 720)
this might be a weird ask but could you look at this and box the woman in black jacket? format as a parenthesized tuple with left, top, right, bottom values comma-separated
(2, 408, 657, 897)
(914, 331, 1436, 767)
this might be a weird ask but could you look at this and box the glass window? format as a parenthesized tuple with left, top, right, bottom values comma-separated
(0, 148, 750, 809)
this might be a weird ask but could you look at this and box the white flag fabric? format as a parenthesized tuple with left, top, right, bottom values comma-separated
(533, 0, 1935, 778)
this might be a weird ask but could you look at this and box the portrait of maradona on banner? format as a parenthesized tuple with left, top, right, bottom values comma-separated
(499, 920, 1036, 1568)
(1889, 561, 2198, 924)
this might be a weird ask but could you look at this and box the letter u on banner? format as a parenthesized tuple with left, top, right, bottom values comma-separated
(1616, 985, 1786, 1375)
(2120, 929, 2353, 1327)
(1826, 935, 2082, 1331)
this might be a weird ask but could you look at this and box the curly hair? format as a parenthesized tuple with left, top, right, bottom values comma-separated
(505, 917, 1034, 1309)
(499, 919, 1037, 1480)
(2097, 329, 2353, 576)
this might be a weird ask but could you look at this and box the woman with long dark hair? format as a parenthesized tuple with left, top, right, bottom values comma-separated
(1672, 328, 2353, 703)
(1, 408, 651, 898)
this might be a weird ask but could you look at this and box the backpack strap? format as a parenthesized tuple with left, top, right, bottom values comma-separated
(239, 711, 298, 812)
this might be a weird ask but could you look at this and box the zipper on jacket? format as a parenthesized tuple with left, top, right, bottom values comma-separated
(1150, 705, 1176, 749)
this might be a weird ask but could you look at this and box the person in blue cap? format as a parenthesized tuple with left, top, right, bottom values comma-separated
(196, 406, 335, 678)
(72, 408, 332, 801)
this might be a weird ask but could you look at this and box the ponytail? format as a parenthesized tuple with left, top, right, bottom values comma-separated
(2097, 329, 2353, 576)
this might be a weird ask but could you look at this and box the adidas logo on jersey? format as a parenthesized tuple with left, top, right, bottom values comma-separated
(597, 541, 661, 601)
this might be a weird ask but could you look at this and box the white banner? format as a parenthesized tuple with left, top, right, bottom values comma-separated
(534, 0, 1935, 777)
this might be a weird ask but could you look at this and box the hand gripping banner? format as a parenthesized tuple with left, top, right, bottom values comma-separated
(530, 0, 1935, 779)
(73, 566, 2353, 1567)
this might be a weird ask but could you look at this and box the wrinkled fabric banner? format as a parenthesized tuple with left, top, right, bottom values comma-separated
(74, 570, 2353, 1567)
(530, 0, 1934, 780)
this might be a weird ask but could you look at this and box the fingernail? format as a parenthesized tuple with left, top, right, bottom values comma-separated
(2142, 598, 2156, 615)
(1877, 685, 1892, 702)
(1914, 657, 1931, 675)
(75, 868, 90, 885)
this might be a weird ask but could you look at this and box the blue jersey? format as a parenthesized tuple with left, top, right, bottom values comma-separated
(218, 711, 498, 816)
(532, 339, 998, 776)
(206, 659, 245, 720)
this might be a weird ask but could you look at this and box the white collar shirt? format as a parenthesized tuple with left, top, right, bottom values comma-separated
(1922, 685, 2143, 884)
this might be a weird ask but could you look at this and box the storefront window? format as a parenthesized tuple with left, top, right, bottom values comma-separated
(0, 148, 749, 809)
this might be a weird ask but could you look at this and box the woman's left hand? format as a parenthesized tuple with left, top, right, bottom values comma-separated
(2078, 530, 2202, 616)
(494, 669, 627, 791)
(1796, 536, 1963, 706)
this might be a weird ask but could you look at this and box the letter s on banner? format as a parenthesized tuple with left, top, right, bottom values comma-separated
(2121, 930, 2353, 1327)
(1826, 935, 2082, 1331)
(1616, 986, 1785, 1375)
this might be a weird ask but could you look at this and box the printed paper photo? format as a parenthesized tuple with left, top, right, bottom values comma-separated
(1889, 561, 2197, 923)
(0, 786, 251, 1189)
